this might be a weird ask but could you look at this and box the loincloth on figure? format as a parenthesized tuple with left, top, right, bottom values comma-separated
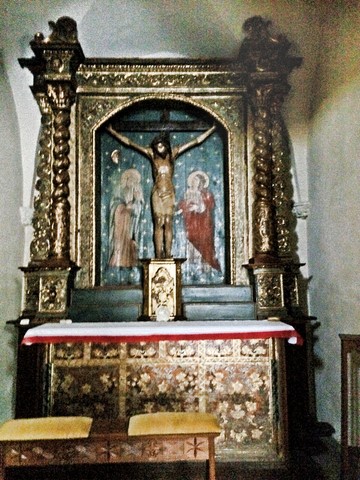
(152, 187, 175, 216)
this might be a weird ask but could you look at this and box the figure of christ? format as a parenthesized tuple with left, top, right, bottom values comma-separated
(106, 124, 216, 258)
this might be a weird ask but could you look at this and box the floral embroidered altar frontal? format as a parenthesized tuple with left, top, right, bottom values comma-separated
(26, 322, 293, 462)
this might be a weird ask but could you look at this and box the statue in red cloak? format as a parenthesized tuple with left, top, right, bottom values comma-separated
(178, 171, 221, 271)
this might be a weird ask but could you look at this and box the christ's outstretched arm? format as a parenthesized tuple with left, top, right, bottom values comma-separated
(106, 125, 151, 158)
(175, 125, 216, 158)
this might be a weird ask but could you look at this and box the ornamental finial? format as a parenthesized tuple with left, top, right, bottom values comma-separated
(238, 16, 292, 72)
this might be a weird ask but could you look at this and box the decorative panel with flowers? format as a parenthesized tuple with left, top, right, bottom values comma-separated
(48, 337, 285, 461)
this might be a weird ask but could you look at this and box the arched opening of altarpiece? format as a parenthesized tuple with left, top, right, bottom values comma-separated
(77, 96, 247, 289)
(96, 100, 230, 286)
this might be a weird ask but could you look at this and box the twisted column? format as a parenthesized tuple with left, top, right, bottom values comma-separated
(250, 83, 276, 261)
(18, 17, 84, 322)
(30, 95, 53, 262)
(271, 89, 294, 259)
(48, 84, 74, 262)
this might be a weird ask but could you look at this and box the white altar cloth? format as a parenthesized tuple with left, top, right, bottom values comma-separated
(22, 320, 302, 345)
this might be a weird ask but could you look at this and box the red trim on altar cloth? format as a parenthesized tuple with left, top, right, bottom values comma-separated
(21, 321, 303, 346)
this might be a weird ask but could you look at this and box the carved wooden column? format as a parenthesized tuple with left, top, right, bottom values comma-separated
(239, 16, 302, 318)
(18, 17, 84, 321)
(271, 88, 293, 260)
(250, 82, 277, 261)
(238, 19, 328, 446)
(47, 81, 74, 264)
(30, 95, 53, 263)
(271, 88, 308, 318)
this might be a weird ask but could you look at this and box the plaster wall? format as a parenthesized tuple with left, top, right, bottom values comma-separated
(307, 1, 360, 440)
(0, 0, 345, 437)
(0, 56, 23, 419)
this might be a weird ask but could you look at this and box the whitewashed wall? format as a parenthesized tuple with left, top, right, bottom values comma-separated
(0, 57, 23, 420)
(307, 2, 360, 439)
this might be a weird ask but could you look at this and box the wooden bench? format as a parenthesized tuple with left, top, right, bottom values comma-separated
(0, 413, 221, 480)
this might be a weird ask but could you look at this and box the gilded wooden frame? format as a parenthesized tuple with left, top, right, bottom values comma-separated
(74, 61, 249, 288)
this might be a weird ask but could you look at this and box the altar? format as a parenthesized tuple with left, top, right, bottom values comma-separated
(22, 320, 300, 462)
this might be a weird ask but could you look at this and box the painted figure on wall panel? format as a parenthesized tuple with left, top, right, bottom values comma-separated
(178, 170, 221, 274)
(108, 164, 144, 269)
(99, 101, 226, 286)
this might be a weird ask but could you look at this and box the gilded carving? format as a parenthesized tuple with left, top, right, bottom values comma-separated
(80, 98, 121, 131)
(19, 17, 84, 271)
(282, 265, 301, 312)
(140, 259, 185, 321)
(45, 16, 79, 44)
(30, 95, 53, 262)
(76, 92, 247, 287)
(271, 91, 294, 257)
(254, 201, 273, 253)
(77, 63, 246, 91)
(238, 15, 301, 274)
(51, 103, 72, 261)
(256, 271, 284, 310)
(19, 15, 303, 319)
(16, 20, 301, 462)
(47, 83, 75, 110)
(23, 274, 40, 313)
(39, 276, 67, 313)
(151, 267, 174, 317)
(250, 84, 276, 258)
(238, 16, 299, 74)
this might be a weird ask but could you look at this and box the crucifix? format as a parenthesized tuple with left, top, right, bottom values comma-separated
(106, 108, 216, 259)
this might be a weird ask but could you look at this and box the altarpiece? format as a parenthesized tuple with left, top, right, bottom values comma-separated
(11, 15, 318, 463)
